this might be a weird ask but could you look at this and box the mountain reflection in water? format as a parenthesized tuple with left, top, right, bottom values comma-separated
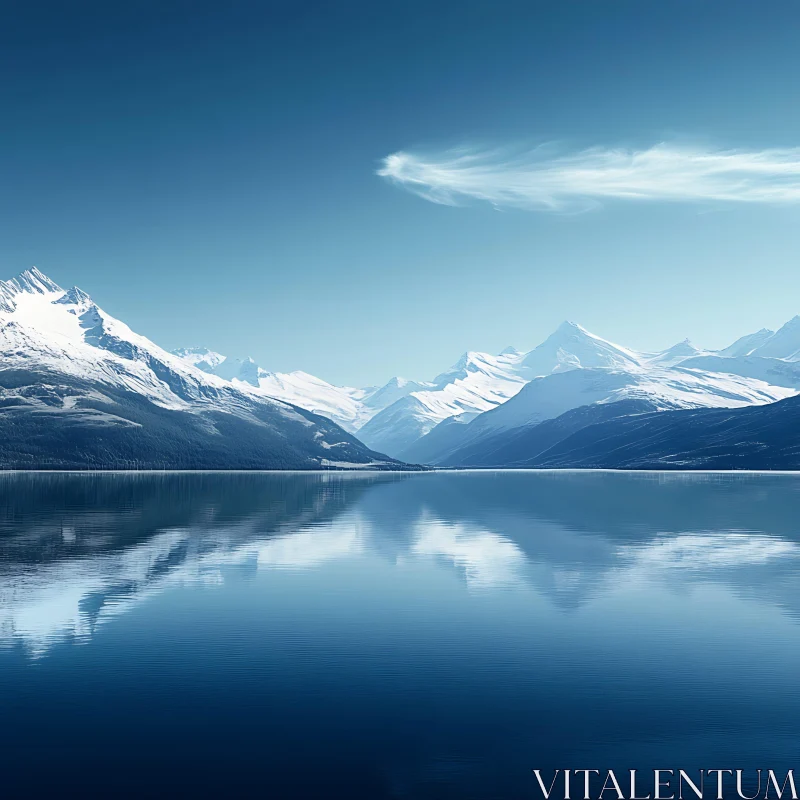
(2, 471, 800, 798)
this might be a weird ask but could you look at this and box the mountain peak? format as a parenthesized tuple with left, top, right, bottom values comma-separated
(663, 338, 695, 351)
(647, 338, 701, 366)
(718, 327, 775, 358)
(212, 355, 261, 385)
(547, 320, 611, 345)
(450, 350, 487, 371)
(14, 267, 63, 295)
(522, 321, 641, 376)
(747, 314, 800, 360)
(54, 286, 92, 306)
(556, 320, 588, 334)
(1, 267, 64, 312)
(171, 347, 227, 373)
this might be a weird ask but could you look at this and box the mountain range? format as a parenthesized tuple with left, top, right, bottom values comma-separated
(0, 268, 399, 469)
(4, 266, 800, 470)
(173, 314, 800, 468)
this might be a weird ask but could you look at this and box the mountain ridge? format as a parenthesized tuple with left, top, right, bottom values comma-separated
(6, 265, 800, 470)
(0, 268, 401, 470)
(527, 393, 800, 470)
(174, 312, 800, 462)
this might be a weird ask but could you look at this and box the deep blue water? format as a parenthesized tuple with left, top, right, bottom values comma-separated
(1, 471, 800, 799)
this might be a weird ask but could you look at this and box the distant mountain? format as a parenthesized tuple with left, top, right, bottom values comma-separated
(171, 342, 532, 456)
(718, 328, 774, 358)
(170, 348, 430, 434)
(644, 338, 710, 367)
(667, 319, 800, 395)
(521, 320, 641, 374)
(377, 320, 795, 461)
(526, 393, 800, 470)
(678, 354, 800, 389)
(357, 349, 530, 456)
(362, 376, 434, 410)
(171, 346, 227, 373)
(175, 316, 800, 463)
(404, 365, 792, 466)
(175, 322, 742, 461)
(747, 316, 800, 360)
(111, 280, 800, 468)
(255, 370, 376, 431)
(394, 411, 481, 466)
(0, 268, 400, 470)
(438, 399, 658, 468)
(414, 384, 800, 471)
(395, 317, 799, 465)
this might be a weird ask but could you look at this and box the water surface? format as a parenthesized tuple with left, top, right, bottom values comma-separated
(2, 471, 799, 798)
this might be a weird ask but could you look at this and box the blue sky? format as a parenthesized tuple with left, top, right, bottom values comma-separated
(2, 0, 800, 386)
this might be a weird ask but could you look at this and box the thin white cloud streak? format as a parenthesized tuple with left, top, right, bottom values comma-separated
(377, 143, 800, 211)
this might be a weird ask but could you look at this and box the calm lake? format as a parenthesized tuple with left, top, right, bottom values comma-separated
(2, 471, 799, 799)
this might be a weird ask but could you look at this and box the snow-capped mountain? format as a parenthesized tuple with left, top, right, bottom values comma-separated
(171, 346, 226, 373)
(718, 328, 775, 358)
(409, 365, 793, 466)
(213, 355, 261, 385)
(672, 318, 800, 394)
(747, 316, 800, 360)
(359, 320, 785, 459)
(356, 349, 530, 456)
(171, 342, 537, 457)
(521, 320, 641, 374)
(170, 347, 428, 433)
(396, 321, 800, 465)
(527, 392, 800, 470)
(0, 268, 398, 469)
(362, 376, 434, 410)
(255, 370, 376, 431)
(26, 257, 797, 469)
(176, 321, 741, 460)
(644, 338, 710, 367)
(678, 354, 800, 390)
(192, 313, 799, 462)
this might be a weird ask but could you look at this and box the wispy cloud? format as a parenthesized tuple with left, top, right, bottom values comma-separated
(377, 143, 800, 211)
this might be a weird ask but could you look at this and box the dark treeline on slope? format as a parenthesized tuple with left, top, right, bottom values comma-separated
(529, 393, 800, 470)
(5, 361, 800, 472)
(0, 369, 404, 470)
(436, 394, 800, 470)
(437, 399, 655, 467)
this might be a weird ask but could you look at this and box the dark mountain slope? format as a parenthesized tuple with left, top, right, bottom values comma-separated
(440, 399, 658, 467)
(0, 267, 404, 470)
(529, 393, 800, 470)
(0, 368, 402, 470)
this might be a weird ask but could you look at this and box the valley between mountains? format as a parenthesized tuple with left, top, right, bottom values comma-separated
(4, 266, 800, 470)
